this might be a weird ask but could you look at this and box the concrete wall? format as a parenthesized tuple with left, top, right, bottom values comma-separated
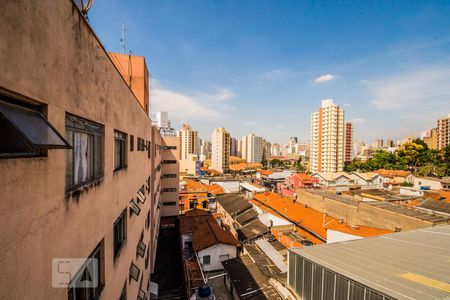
(0, 1, 161, 299)
(414, 177, 443, 190)
(161, 136, 179, 217)
(198, 244, 236, 272)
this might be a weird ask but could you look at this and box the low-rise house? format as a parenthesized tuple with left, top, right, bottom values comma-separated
(312, 172, 352, 190)
(374, 169, 415, 185)
(179, 209, 239, 272)
(200, 177, 241, 193)
(229, 163, 262, 173)
(285, 173, 319, 189)
(179, 178, 209, 212)
(414, 176, 450, 191)
(348, 172, 383, 189)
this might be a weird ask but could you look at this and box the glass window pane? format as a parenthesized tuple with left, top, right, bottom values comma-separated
(0, 101, 69, 148)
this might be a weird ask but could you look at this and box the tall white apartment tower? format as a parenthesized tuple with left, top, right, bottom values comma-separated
(246, 134, 264, 163)
(310, 99, 345, 173)
(178, 123, 200, 160)
(211, 127, 230, 173)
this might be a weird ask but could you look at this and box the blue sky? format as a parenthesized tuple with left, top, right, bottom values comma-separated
(90, 0, 450, 144)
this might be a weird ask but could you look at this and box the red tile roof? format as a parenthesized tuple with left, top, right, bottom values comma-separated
(203, 183, 225, 195)
(374, 169, 411, 178)
(181, 178, 207, 193)
(180, 209, 239, 251)
(252, 192, 392, 241)
(257, 169, 274, 176)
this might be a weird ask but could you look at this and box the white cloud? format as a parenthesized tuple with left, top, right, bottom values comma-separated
(369, 67, 450, 111)
(348, 118, 365, 123)
(314, 74, 336, 83)
(343, 102, 351, 107)
(276, 124, 284, 128)
(151, 80, 234, 121)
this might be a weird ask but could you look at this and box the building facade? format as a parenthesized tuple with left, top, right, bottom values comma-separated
(178, 123, 200, 160)
(310, 99, 345, 173)
(437, 114, 450, 150)
(345, 122, 354, 162)
(211, 127, 230, 173)
(246, 134, 264, 163)
(161, 136, 180, 217)
(0, 1, 168, 299)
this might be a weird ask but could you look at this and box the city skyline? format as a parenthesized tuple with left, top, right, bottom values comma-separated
(90, 0, 450, 143)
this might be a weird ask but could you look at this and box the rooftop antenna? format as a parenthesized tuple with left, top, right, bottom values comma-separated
(120, 22, 126, 54)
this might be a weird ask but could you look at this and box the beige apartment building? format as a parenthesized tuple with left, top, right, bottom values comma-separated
(0, 1, 178, 299)
(437, 114, 450, 150)
(310, 99, 346, 173)
(241, 133, 264, 163)
(161, 137, 180, 217)
(178, 123, 200, 160)
(211, 127, 230, 173)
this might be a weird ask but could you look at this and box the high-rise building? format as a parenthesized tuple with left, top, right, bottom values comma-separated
(178, 123, 200, 160)
(237, 139, 242, 157)
(0, 2, 169, 298)
(156, 111, 170, 128)
(153, 111, 176, 137)
(437, 114, 450, 150)
(240, 135, 248, 161)
(373, 139, 384, 149)
(262, 139, 271, 161)
(423, 128, 438, 150)
(211, 128, 230, 172)
(345, 122, 354, 162)
(271, 143, 281, 156)
(199, 139, 212, 162)
(230, 137, 238, 156)
(310, 99, 345, 173)
(241, 134, 264, 163)
(386, 139, 394, 148)
(288, 137, 298, 154)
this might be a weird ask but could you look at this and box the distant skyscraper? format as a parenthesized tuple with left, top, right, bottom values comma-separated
(199, 139, 212, 162)
(373, 139, 384, 149)
(310, 99, 345, 173)
(386, 139, 394, 148)
(437, 114, 450, 150)
(211, 127, 230, 172)
(178, 124, 200, 160)
(241, 134, 263, 163)
(154, 111, 176, 137)
(345, 122, 354, 162)
(271, 143, 281, 156)
(230, 137, 238, 156)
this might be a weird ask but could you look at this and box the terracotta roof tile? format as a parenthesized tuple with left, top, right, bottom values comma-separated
(203, 183, 225, 195)
(374, 169, 411, 178)
(181, 178, 207, 193)
(179, 209, 239, 251)
(252, 192, 392, 240)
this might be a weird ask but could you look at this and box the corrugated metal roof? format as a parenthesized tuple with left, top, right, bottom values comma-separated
(240, 182, 266, 193)
(255, 239, 287, 273)
(289, 225, 450, 300)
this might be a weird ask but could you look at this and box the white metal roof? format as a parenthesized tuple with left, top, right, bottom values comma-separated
(255, 239, 287, 273)
(289, 225, 450, 300)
